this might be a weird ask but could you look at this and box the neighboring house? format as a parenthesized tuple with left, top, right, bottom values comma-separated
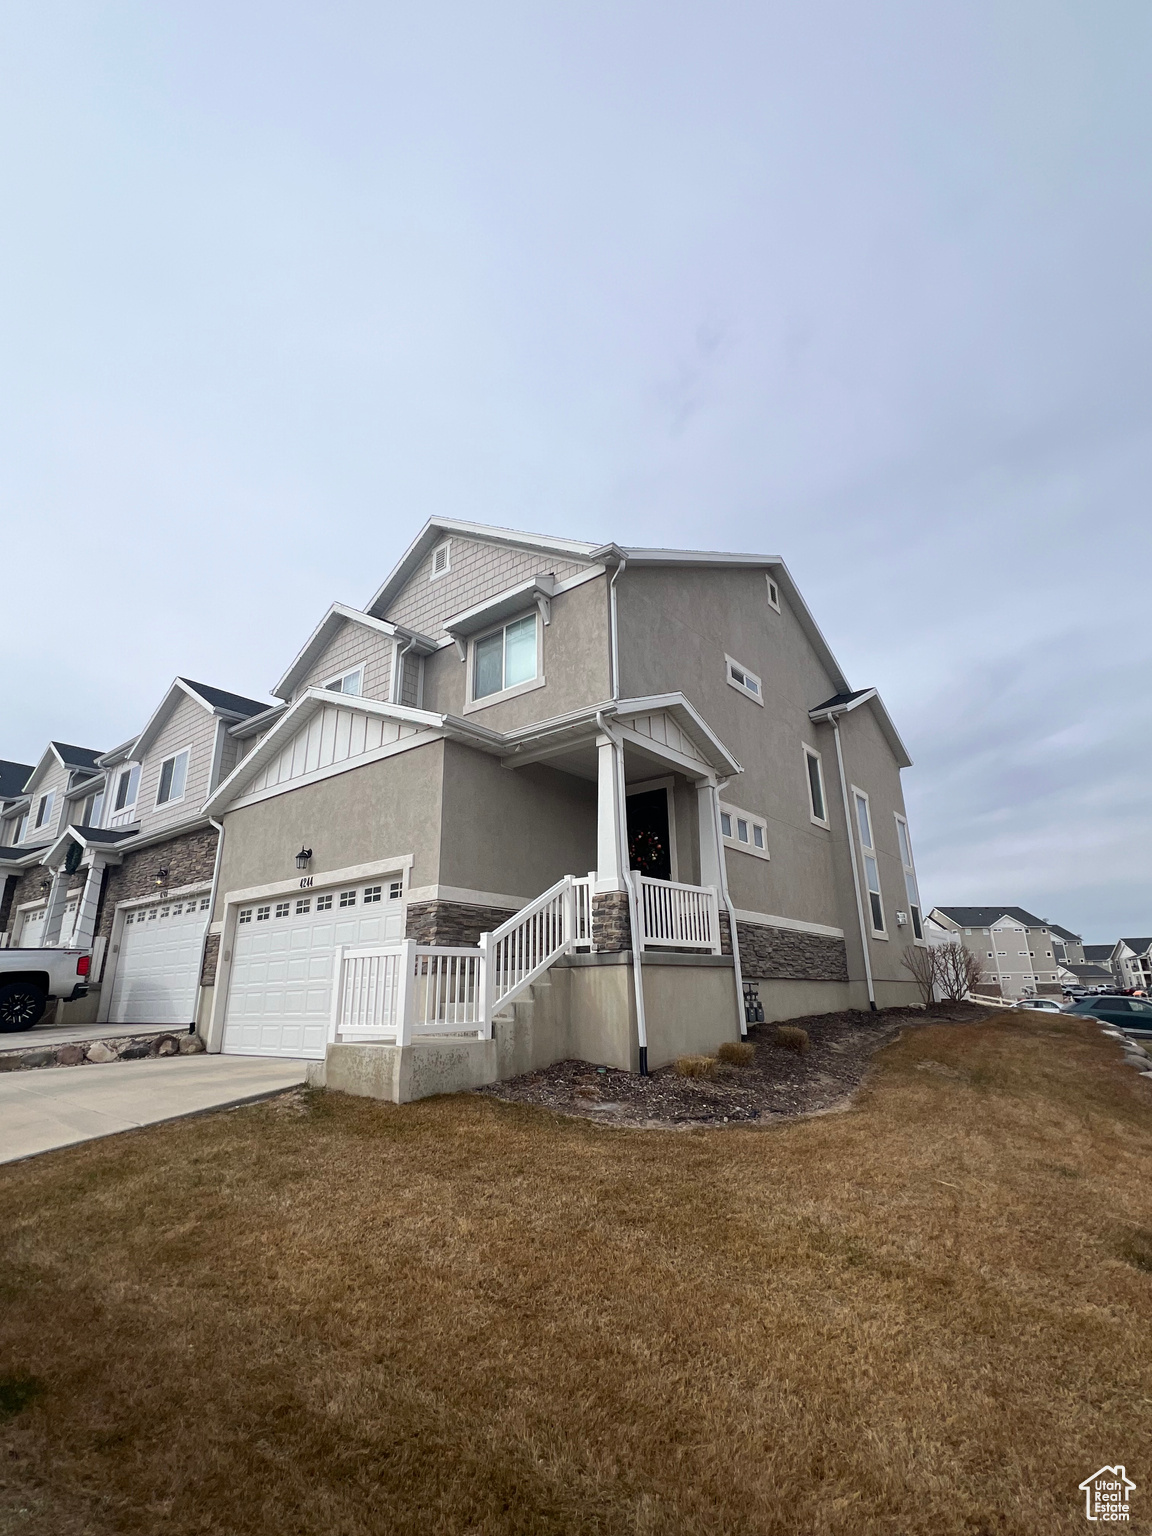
(926, 907, 1066, 999)
(195, 517, 926, 1091)
(1112, 938, 1152, 992)
(1083, 942, 1117, 974)
(1058, 961, 1113, 989)
(0, 681, 271, 1026)
(0, 760, 35, 819)
(1048, 923, 1084, 966)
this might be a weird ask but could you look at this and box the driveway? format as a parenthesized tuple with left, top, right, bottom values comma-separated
(0, 1054, 308, 1165)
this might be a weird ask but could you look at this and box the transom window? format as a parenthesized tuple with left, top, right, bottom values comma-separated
(473, 614, 538, 701)
(156, 749, 189, 806)
(725, 654, 763, 705)
(322, 666, 363, 697)
(720, 802, 770, 860)
(804, 746, 827, 824)
(853, 789, 886, 935)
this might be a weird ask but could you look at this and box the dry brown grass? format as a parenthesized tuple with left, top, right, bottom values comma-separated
(1, 1011, 1151, 1535)
(716, 1041, 755, 1066)
(673, 1053, 716, 1078)
(775, 1023, 810, 1053)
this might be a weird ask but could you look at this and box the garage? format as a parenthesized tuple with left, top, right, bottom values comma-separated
(108, 893, 212, 1025)
(221, 877, 405, 1058)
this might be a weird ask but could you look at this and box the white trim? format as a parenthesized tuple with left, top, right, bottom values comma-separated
(893, 812, 925, 946)
(552, 565, 605, 597)
(732, 908, 845, 939)
(802, 742, 829, 827)
(96, 880, 215, 1022)
(404, 883, 531, 909)
(14, 896, 48, 915)
(227, 727, 442, 811)
(615, 722, 715, 784)
(463, 675, 546, 714)
(766, 575, 781, 612)
(724, 654, 764, 706)
(321, 664, 364, 697)
(221, 854, 413, 908)
(154, 745, 191, 809)
(718, 801, 770, 861)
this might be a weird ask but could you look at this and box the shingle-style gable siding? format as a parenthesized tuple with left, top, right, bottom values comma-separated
(21, 759, 73, 846)
(135, 693, 218, 834)
(295, 619, 394, 703)
(383, 536, 589, 638)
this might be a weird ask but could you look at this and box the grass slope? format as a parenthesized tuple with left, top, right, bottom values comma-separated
(0, 1010, 1150, 1535)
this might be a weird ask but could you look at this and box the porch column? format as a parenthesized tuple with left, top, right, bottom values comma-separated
(72, 856, 106, 951)
(697, 782, 723, 890)
(41, 868, 71, 946)
(595, 734, 626, 892)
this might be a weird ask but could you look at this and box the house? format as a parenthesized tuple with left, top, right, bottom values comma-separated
(1057, 961, 1113, 990)
(1083, 942, 1117, 975)
(1112, 938, 1152, 992)
(0, 680, 271, 1026)
(926, 907, 1066, 999)
(1048, 923, 1084, 966)
(195, 518, 926, 1099)
(0, 760, 35, 819)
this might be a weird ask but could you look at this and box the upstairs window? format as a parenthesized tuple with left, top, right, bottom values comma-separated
(473, 613, 538, 701)
(33, 790, 55, 831)
(726, 655, 763, 705)
(720, 802, 770, 860)
(853, 788, 886, 936)
(156, 749, 189, 806)
(322, 666, 363, 697)
(430, 541, 451, 578)
(766, 576, 780, 612)
(15, 812, 29, 844)
(113, 765, 140, 814)
(894, 813, 923, 941)
(804, 746, 827, 824)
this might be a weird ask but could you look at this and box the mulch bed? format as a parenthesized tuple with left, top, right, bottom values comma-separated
(475, 1001, 992, 1128)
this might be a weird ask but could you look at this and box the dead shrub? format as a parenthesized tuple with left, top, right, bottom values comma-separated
(674, 1055, 717, 1079)
(717, 1041, 755, 1066)
(775, 1026, 810, 1054)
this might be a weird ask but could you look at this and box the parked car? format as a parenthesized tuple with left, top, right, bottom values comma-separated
(1015, 998, 1064, 1013)
(0, 947, 91, 1031)
(1063, 995, 1152, 1033)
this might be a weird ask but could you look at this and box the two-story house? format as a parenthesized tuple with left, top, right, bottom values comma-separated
(1112, 938, 1152, 992)
(194, 518, 926, 1099)
(0, 681, 271, 1026)
(926, 906, 1065, 999)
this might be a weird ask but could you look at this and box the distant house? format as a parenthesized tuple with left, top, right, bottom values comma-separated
(1058, 961, 1113, 990)
(1112, 938, 1152, 992)
(1083, 942, 1117, 974)
(1048, 923, 1084, 966)
(926, 906, 1066, 999)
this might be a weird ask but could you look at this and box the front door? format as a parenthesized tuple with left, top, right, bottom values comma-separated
(626, 789, 672, 882)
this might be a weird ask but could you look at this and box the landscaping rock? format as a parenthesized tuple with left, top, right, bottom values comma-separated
(154, 1036, 180, 1056)
(18, 1051, 54, 1069)
(54, 1045, 86, 1066)
(178, 1034, 206, 1054)
(117, 1043, 155, 1061)
(86, 1042, 117, 1063)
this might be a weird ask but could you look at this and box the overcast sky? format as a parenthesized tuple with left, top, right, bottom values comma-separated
(2, 3, 1149, 941)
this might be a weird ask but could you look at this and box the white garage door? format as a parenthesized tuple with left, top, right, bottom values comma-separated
(109, 894, 212, 1025)
(18, 906, 46, 946)
(222, 878, 405, 1059)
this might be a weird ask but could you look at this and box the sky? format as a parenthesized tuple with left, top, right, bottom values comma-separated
(1, 2, 1149, 942)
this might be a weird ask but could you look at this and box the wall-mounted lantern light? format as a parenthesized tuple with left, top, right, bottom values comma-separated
(295, 846, 313, 870)
(155, 868, 169, 888)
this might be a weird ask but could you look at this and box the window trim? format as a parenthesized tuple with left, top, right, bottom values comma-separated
(430, 540, 451, 580)
(851, 785, 887, 938)
(322, 665, 364, 697)
(463, 609, 545, 713)
(724, 654, 764, 706)
(719, 801, 771, 861)
(766, 576, 780, 612)
(893, 812, 924, 944)
(802, 743, 828, 827)
(155, 747, 191, 809)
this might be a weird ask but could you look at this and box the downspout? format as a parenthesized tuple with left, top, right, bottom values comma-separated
(709, 780, 748, 1039)
(828, 715, 876, 1011)
(193, 816, 227, 1039)
(596, 708, 649, 1075)
(608, 553, 626, 701)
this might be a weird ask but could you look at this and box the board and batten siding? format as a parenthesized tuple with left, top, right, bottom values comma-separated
(296, 619, 394, 704)
(383, 536, 589, 638)
(236, 704, 422, 803)
(134, 695, 220, 835)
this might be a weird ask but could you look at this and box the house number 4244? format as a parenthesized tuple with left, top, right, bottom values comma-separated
(299, 876, 313, 888)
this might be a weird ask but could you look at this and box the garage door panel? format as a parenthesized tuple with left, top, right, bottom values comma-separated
(222, 880, 406, 1058)
(109, 897, 211, 1026)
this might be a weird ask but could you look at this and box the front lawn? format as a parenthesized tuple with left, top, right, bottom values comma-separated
(1, 1010, 1150, 1535)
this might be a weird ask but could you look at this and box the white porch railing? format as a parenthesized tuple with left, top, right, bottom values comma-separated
(636, 875, 721, 954)
(329, 872, 718, 1046)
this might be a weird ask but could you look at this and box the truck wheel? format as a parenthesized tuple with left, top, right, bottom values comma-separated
(0, 983, 47, 1032)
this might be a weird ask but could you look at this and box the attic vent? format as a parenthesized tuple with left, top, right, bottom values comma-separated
(431, 542, 451, 578)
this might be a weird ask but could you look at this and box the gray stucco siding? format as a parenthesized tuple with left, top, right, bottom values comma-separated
(213, 738, 446, 918)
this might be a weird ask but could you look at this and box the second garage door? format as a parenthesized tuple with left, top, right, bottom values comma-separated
(221, 877, 405, 1058)
(108, 894, 213, 1025)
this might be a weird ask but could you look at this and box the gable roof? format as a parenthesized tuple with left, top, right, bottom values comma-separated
(1119, 937, 1152, 955)
(272, 603, 437, 703)
(1062, 962, 1113, 980)
(366, 518, 600, 620)
(51, 742, 103, 771)
(808, 687, 912, 770)
(932, 906, 1049, 929)
(179, 680, 269, 718)
(1083, 943, 1116, 963)
(130, 678, 275, 761)
(1048, 923, 1081, 943)
(0, 760, 34, 799)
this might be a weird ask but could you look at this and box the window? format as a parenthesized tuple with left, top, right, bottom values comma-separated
(113, 765, 140, 813)
(295, 899, 311, 915)
(473, 613, 538, 701)
(322, 666, 363, 697)
(719, 802, 770, 860)
(34, 790, 55, 830)
(430, 541, 451, 578)
(389, 880, 403, 900)
(894, 814, 923, 941)
(239, 909, 252, 924)
(363, 885, 382, 904)
(853, 789, 885, 935)
(766, 576, 780, 612)
(256, 905, 270, 921)
(339, 890, 356, 908)
(987, 952, 994, 958)
(156, 750, 189, 806)
(15, 813, 28, 843)
(725, 654, 763, 705)
(316, 893, 333, 911)
(804, 747, 827, 824)
(275, 902, 290, 917)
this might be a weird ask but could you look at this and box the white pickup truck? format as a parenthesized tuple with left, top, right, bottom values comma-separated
(0, 948, 92, 1032)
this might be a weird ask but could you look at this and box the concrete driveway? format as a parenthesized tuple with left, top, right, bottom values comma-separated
(0, 1054, 308, 1165)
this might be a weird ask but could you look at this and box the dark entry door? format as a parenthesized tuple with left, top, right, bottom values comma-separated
(626, 789, 672, 881)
